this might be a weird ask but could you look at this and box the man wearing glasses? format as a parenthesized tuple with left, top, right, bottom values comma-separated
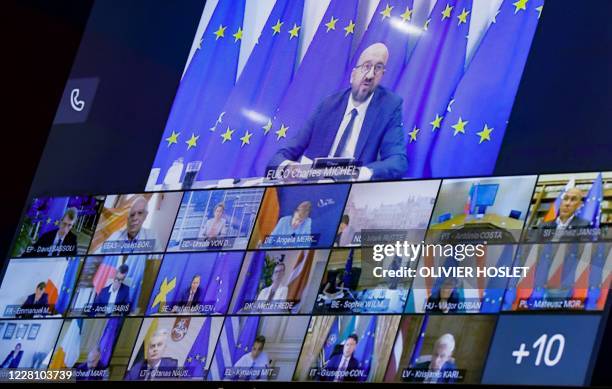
(91, 263, 131, 315)
(268, 43, 407, 180)
(25, 207, 79, 257)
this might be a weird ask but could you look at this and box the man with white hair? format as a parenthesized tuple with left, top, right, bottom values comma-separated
(126, 329, 178, 380)
(97, 195, 160, 253)
(414, 333, 458, 384)
(268, 42, 408, 180)
(75, 347, 105, 380)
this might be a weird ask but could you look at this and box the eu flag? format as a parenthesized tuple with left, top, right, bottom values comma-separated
(197, 0, 304, 181)
(429, 0, 544, 177)
(354, 315, 377, 382)
(98, 318, 122, 366)
(321, 317, 340, 368)
(480, 245, 517, 313)
(184, 317, 212, 378)
(577, 173, 603, 227)
(231, 251, 265, 313)
(202, 252, 244, 314)
(148, 0, 245, 187)
(55, 257, 81, 314)
(395, 0, 473, 178)
(251, 0, 358, 177)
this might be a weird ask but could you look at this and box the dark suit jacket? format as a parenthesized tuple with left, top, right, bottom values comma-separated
(28, 229, 78, 257)
(93, 284, 131, 306)
(539, 216, 591, 229)
(268, 86, 408, 179)
(178, 287, 201, 306)
(21, 293, 49, 310)
(75, 361, 105, 380)
(324, 353, 360, 382)
(125, 358, 178, 380)
(1, 350, 23, 368)
(413, 360, 457, 383)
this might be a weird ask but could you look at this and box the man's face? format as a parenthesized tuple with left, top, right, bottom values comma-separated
(15, 344, 21, 352)
(343, 338, 357, 358)
(127, 200, 148, 237)
(35, 287, 44, 298)
(350, 44, 388, 102)
(430, 343, 452, 371)
(271, 264, 285, 284)
(113, 271, 127, 291)
(214, 206, 224, 219)
(559, 188, 583, 220)
(148, 335, 166, 362)
(191, 276, 201, 292)
(87, 351, 101, 368)
(58, 216, 75, 237)
(251, 341, 264, 359)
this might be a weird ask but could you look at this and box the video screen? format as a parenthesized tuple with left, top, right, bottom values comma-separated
(503, 242, 611, 311)
(124, 316, 224, 380)
(313, 249, 413, 314)
(209, 315, 309, 381)
(50, 318, 123, 380)
(0, 319, 63, 369)
(147, 0, 542, 189)
(522, 172, 611, 243)
(229, 250, 328, 314)
(0, 257, 82, 318)
(146, 252, 244, 315)
(384, 315, 496, 384)
(336, 180, 440, 247)
(428, 175, 537, 243)
(167, 188, 264, 252)
(89, 193, 182, 255)
(68, 255, 162, 317)
(407, 244, 519, 313)
(294, 315, 400, 382)
(12, 196, 103, 257)
(249, 184, 350, 249)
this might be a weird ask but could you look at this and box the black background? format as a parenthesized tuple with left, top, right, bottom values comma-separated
(0, 0, 611, 386)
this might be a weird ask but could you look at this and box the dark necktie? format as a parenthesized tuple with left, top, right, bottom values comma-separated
(334, 108, 358, 157)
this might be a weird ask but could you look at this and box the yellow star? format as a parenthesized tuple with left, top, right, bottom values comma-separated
(185, 133, 199, 149)
(380, 4, 393, 20)
(536, 5, 543, 19)
(476, 124, 493, 143)
(408, 127, 420, 143)
(262, 119, 272, 134)
(232, 27, 243, 42)
(325, 16, 339, 32)
(240, 130, 253, 146)
(344, 20, 355, 36)
(513, 0, 528, 14)
(54, 220, 60, 226)
(272, 20, 283, 35)
(457, 8, 470, 25)
(213, 25, 226, 40)
(288, 23, 300, 39)
(430, 114, 443, 131)
(441, 4, 454, 20)
(46, 217, 51, 224)
(276, 124, 289, 140)
(400, 7, 413, 22)
(451, 117, 468, 136)
(423, 18, 431, 31)
(165, 131, 180, 147)
(220, 127, 234, 143)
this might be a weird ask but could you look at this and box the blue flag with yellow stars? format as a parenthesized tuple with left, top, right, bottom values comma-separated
(148, 0, 245, 187)
(249, 0, 358, 177)
(429, 0, 544, 177)
(480, 245, 517, 313)
(55, 257, 81, 314)
(576, 172, 603, 227)
(395, 0, 473, 178)
(354, 315, 377, 382)
(184, 317, 212, 378)
(197, 0, 304, 181)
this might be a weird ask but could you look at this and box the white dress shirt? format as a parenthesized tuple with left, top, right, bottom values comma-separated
(328, 92, 374, 158)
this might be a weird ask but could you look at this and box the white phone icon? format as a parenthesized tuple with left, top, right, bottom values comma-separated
(70, 88, 85, 112)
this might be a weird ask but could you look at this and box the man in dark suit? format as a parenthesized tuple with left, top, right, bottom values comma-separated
(91, 264, 131, 315)
(174, 274, 202, 311)
(126, 329, 178, 380)
(412, 333, 457, 384)
(1, 343, 23, 368)
(268, 43, 408, 180)
(75, 348, 106, 381)
(25, 207, 79, 257)
(323, 334, 360, 382)
(18, 282, 50, 317)
(538, 187, 591, 231)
